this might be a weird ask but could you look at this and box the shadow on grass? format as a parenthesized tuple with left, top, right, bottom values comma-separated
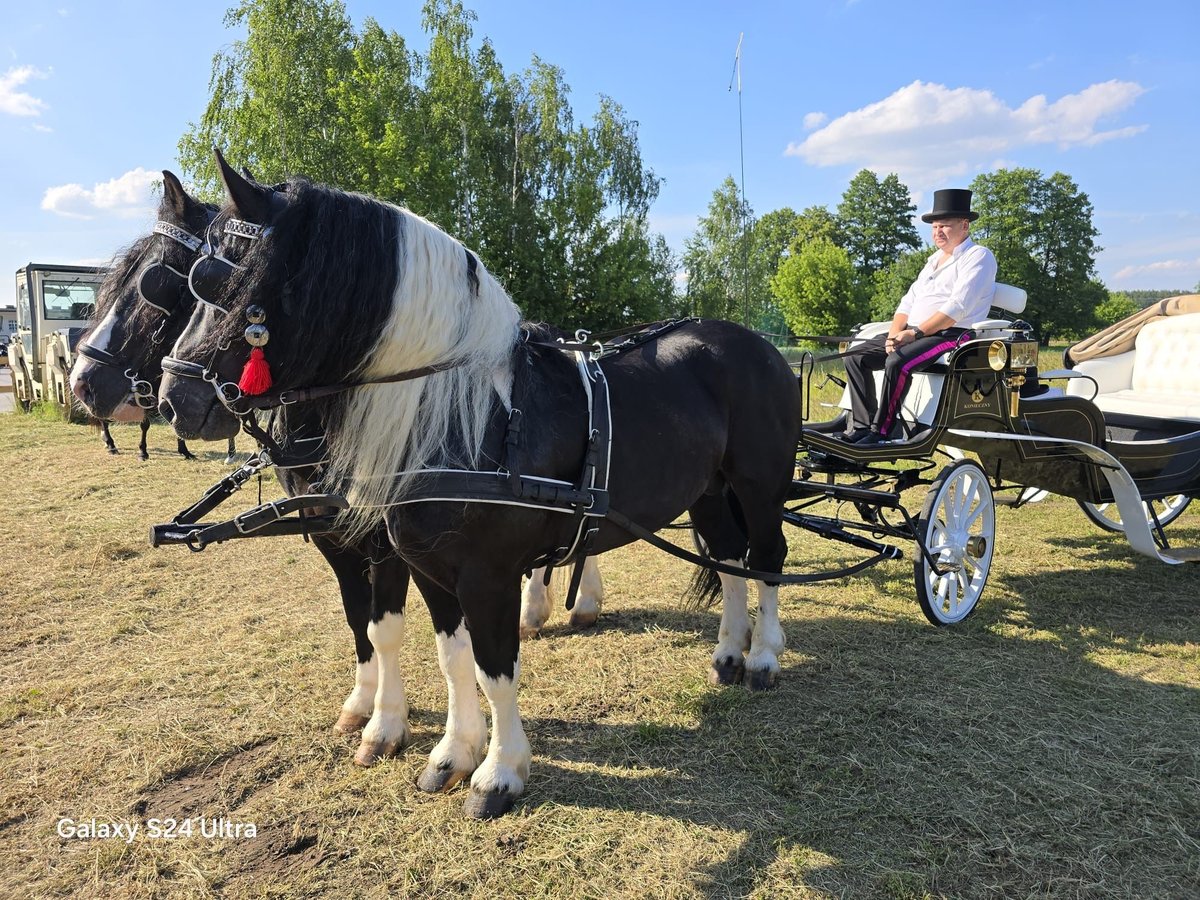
(516, 608, 1200, 897)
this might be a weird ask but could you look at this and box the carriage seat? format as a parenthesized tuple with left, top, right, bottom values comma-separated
(1065, 312, 1200, 422)
(839, 283, 1028, 427)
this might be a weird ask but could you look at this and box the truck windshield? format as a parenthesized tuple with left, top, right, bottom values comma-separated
(42, 278, 99, 320)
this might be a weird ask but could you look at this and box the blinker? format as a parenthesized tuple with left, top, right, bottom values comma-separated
(136, 263, 187, 314)
(187, 253, 240, 309)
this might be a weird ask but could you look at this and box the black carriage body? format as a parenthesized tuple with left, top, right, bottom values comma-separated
(800, 335, 1200, 505)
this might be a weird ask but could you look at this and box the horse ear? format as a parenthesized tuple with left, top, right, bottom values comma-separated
(161, 170, 189, 217)
(240, 165, 257, 184)
(213, 147, 274, 223)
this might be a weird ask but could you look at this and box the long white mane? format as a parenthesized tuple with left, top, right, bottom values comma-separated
(326, 205, 521, 536)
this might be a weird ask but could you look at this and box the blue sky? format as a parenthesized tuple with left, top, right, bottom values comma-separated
(3, 0, 1199, 313)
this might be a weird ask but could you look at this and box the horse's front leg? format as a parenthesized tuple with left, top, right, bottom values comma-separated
(411, 571, 487, 794)
(460, 576, 529, 819)
(223, 436, 237, 465)
(355, 553, 413, 765)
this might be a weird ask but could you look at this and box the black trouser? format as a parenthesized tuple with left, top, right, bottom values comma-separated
(844, 329, 971, 434)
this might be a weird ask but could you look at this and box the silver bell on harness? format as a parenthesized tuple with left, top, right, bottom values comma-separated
(238, 305, 272, 395)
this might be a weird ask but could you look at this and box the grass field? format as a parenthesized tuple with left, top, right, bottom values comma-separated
(1, 408, 1198, 899)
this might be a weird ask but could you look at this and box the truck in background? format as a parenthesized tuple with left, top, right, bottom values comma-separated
(8, 263, 106, 420)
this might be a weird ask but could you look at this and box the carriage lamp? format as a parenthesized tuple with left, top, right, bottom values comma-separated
(1009, 341, 1039, 370)
(987, 340, 1008, 371)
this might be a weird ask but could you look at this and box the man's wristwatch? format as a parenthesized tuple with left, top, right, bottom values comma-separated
(910, 326, 925, 339)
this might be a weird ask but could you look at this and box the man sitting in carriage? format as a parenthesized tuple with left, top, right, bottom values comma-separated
(842, 188, 998, 444)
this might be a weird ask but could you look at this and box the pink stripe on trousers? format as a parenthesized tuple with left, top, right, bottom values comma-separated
(880, 340, 959, 433)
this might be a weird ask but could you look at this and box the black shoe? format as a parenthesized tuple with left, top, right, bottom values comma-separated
(841, 426, 871, 442)
(857, 430, 885, 445)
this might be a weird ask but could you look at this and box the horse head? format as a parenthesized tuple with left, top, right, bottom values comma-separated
(70, 170, 216, 422)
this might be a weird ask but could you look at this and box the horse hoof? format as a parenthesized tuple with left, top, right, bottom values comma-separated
(223, 456, 236, 465)
(354, 738, 404, 767)
(139, 454, 149, 462)
(416, 764, 469, 794)
(518, 625, 542, 641)
(709, 658, 745, 686)
(333, 711, 371, 734)
(745, 668, 779, 692)
(463, 789, 516, 819)
(107, 448, 119, 455)
(568, 609, 599, 629)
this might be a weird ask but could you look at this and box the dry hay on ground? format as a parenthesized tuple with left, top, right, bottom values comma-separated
(0, 414, 1197, 899)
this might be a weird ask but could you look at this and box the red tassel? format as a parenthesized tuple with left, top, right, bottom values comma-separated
(238, 347, 273, 395)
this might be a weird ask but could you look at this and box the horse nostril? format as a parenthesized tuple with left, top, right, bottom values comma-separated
(159, 398, 176, 424)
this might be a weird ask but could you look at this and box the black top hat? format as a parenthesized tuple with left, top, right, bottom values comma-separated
(921, 188, 978, 223)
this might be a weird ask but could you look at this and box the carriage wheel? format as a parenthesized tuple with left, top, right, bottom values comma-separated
(1077, 495, 1192, 533)
(913, 459, 995, 626)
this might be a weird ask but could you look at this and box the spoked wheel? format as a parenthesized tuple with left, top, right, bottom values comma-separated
(914, 459, 995, 626)
(1078, 495, 1191, 533)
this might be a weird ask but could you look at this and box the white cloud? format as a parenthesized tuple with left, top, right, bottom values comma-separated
(802, 111, 828, 131)
(1113, 257, 1200, 281)
(41, 168, 160, 220)
(0, 65, 50, 117)
(786, 79, 1146, 188)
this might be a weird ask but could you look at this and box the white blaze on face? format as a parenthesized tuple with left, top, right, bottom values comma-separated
(69, 305, 120, 397)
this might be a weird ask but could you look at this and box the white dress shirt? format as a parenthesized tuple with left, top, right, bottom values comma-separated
(896, 237, 998, 328)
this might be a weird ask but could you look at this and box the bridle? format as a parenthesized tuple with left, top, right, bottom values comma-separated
(163, 213, 468, 429)
(76, 216, 214, 409)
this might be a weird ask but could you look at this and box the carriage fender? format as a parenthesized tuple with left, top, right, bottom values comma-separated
(945, 428, 1200, 566)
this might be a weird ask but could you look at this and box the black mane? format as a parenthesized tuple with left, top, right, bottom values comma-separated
(197, 178, 401, 391)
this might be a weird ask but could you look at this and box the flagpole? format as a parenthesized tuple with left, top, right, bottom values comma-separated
(729, 33, 749, 328)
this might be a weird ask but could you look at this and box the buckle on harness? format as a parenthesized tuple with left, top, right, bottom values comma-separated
(233, 500, 284, 534)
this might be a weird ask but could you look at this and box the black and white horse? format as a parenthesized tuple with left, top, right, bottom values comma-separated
(73, 168, 598, 767)
(67, 171, 420, 763)
(158, 155, 800, 818)
(70, 171, 234, 463)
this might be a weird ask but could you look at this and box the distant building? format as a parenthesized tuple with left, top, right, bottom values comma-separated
(0, 304, 15, 337)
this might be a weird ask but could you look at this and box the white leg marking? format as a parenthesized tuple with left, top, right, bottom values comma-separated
(519, 569, 554, 638)
(428, 625, 487, 776)
(569, 557, 605, 625)
(746, 581, 786, 676)
(340, 656, 378, 722)
(471, 659, 530, 797)
(712, 561, 751, 667)
(357, 612, 409, 760)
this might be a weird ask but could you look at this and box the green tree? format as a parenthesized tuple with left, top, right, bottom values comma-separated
(683, 177, 754, 322)
(868, 246, 930, 321)
(178, 0, 678, 329)
(835, 170, 920, 280)
(970, 168, 1102, 344)
(1095, 290, 1140, 327)
(769, 238, 862, 337)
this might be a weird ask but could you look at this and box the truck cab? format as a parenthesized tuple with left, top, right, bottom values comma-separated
(10, 263, 107, 416)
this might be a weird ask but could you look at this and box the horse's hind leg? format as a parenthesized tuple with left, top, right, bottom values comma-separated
(175, 437, 198, 461)
(519, 557, 605, 638)
(223, 436, 237, 465)
(411, 571, 487, 795)
(100, 421, 118, 454)
(138, 418, 151, 460)
(568, 557, 604, 629)
(689, 492, 752, 686)
(725, 485, 790, 691)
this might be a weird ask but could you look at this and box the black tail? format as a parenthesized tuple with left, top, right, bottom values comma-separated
(683, 559, 723, 610)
